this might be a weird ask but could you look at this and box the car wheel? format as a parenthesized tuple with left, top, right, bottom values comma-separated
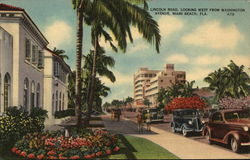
(230, 137, 240, 153)
(205, 130, 213, 145)
(182, 127, 188, 137)
(171, 124, 176, 133)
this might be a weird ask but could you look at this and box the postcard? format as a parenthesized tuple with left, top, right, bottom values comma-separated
(0, 0, 249, 159)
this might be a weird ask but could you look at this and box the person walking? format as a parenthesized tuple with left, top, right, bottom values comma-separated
(117, 109, 121, 121)
(145, 110, 152, 131)
(137, 109, 143, 133)
(111, 109, 115, 121)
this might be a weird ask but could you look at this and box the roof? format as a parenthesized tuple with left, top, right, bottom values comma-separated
(0, 3, 24, 11)
(0, 3, 49, 46)
(45, 48, 71, 73)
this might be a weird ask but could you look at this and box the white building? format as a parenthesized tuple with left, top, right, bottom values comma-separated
(0, 3, 71, 124)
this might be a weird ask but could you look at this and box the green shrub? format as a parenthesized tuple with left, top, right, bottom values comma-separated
(54, 108, 75, 119)
(0, 106, 48, 151)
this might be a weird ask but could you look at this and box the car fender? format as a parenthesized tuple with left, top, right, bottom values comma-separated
(181, 123, 191, 130)
(171, 122, 175, 127)
(203, 126, 211, 137)
(224, 131, 240, 144)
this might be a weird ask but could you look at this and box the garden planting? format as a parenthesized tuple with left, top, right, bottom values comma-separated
(166, 96, 206, 110)
(11, 129, 120, 159)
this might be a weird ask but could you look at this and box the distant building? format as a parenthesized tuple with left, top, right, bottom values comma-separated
(0, 3, 71, 124)
(133, 64, 186, 108)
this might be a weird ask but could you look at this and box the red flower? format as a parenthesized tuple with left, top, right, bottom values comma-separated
(47, 150, 56, 156)
(70, 155, 80, 159)
(15, 150, 21, 155)
(96, 151, 102, 157)
(37, 154, 45, 160)
(84, 155, 92, 159)
(91, 153, 95, 157)
(11, 147, 17, 153)
(20, 151, 27, 157)
(27, 153, 35, 159)
(106, 149, 112, 155)
(59, 156, 68, 159)
(113, 146, 120, 152)
(48, 156, 58, 159)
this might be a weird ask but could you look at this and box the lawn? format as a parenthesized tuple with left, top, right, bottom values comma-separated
(0, 134, 179, 160)
(106, 134, 179, 159)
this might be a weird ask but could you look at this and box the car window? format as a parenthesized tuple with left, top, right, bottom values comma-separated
(212, 112, 223, 122)
(225, 110, 250, 120)
(182, 110, 197, 116)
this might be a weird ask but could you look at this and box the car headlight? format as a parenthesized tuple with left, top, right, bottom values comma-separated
(188, 120, 192, 125)
(243, 126, 249, 132)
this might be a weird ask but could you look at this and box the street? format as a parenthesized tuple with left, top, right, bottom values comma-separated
(121, 111, 250, 158)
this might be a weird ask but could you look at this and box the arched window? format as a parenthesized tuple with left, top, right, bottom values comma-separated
(59, 92, 61, 111)
(56, 91, 58, 112)
(30, 81, 35, 110)
(4, 73, 11, 111)
(36, 84, 40, 107)
(62, 94, 65, 111)
(52, 94, 55, 115)
(23, 78, 29, 111)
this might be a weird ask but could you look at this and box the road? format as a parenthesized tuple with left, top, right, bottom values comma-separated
(122, 111, 250, 158)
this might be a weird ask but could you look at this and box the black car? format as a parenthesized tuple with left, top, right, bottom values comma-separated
(142, 108, 164, 122)
(171, 109, 205, 136)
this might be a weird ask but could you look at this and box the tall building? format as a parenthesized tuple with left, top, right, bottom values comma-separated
(0, 3, 71, 124)
(133, 64, 186, 108)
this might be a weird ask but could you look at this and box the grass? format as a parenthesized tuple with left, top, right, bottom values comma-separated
(106, 134, 179, 159)
(0, 134, 179, 160)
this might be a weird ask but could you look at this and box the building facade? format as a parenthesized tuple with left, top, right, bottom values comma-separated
(0, 3, 70, 124)
(134, 64, 186, 108)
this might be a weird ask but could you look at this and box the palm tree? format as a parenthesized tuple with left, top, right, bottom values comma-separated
(86, 0, 161, 124)
(181, 80, 196, 97)
(223, 60, 250, 98)
(71, 0, 161, 128)
(52, 47, 69, 60)
(204, 68, 226, 101)
(143, 98, 151, 107)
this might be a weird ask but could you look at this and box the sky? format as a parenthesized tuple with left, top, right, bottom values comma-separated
(1, 0, 249, 103)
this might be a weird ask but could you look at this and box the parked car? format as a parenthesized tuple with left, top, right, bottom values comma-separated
(203, 109, 250, 152)
(142, 108, 164, 122)
(171, 109, 205, 136)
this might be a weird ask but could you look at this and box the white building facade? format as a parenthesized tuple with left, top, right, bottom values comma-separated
(0, 3, 70, 124)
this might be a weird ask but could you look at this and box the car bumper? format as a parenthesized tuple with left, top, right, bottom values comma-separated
(241, 142, 250, 146)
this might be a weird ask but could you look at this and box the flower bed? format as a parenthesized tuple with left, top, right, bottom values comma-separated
(165, 96, 206, 111)
(11, 129, 120, 159)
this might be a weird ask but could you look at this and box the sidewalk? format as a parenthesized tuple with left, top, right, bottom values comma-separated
(102, 114, 249, 159)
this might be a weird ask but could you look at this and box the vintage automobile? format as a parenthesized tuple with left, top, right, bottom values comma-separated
(171, 109, 205, 136)
(142, 108, 164, 122)
(203, 109, 250, 152)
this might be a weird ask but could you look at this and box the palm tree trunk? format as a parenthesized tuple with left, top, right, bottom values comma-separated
(87, 35, 99, 124)
(75, 10, 84, 129)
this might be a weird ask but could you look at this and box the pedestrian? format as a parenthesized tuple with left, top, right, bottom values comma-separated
(111, 109, 115, 121)
(117, 109, 121, 121)
(137, 109, 143, 133)
(145, 110, 151, 131)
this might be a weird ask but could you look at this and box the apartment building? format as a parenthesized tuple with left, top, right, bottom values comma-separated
(0, 3, 70, 124)
(134, 64, 186, 108)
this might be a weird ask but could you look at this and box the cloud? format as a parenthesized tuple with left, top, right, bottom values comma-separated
(187, 68, 213, 83)
(166, 53, 189, 64)
(158, 16, 183, 39)
(222, 54, 250, 68)
(130, 27, 142, 40)
(100, 71, 133, 86)
(127, 42, 149, 54)
(194, 55, 222, 65)
(181, 20, 243, 49)
(44, 20, 72, 48)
